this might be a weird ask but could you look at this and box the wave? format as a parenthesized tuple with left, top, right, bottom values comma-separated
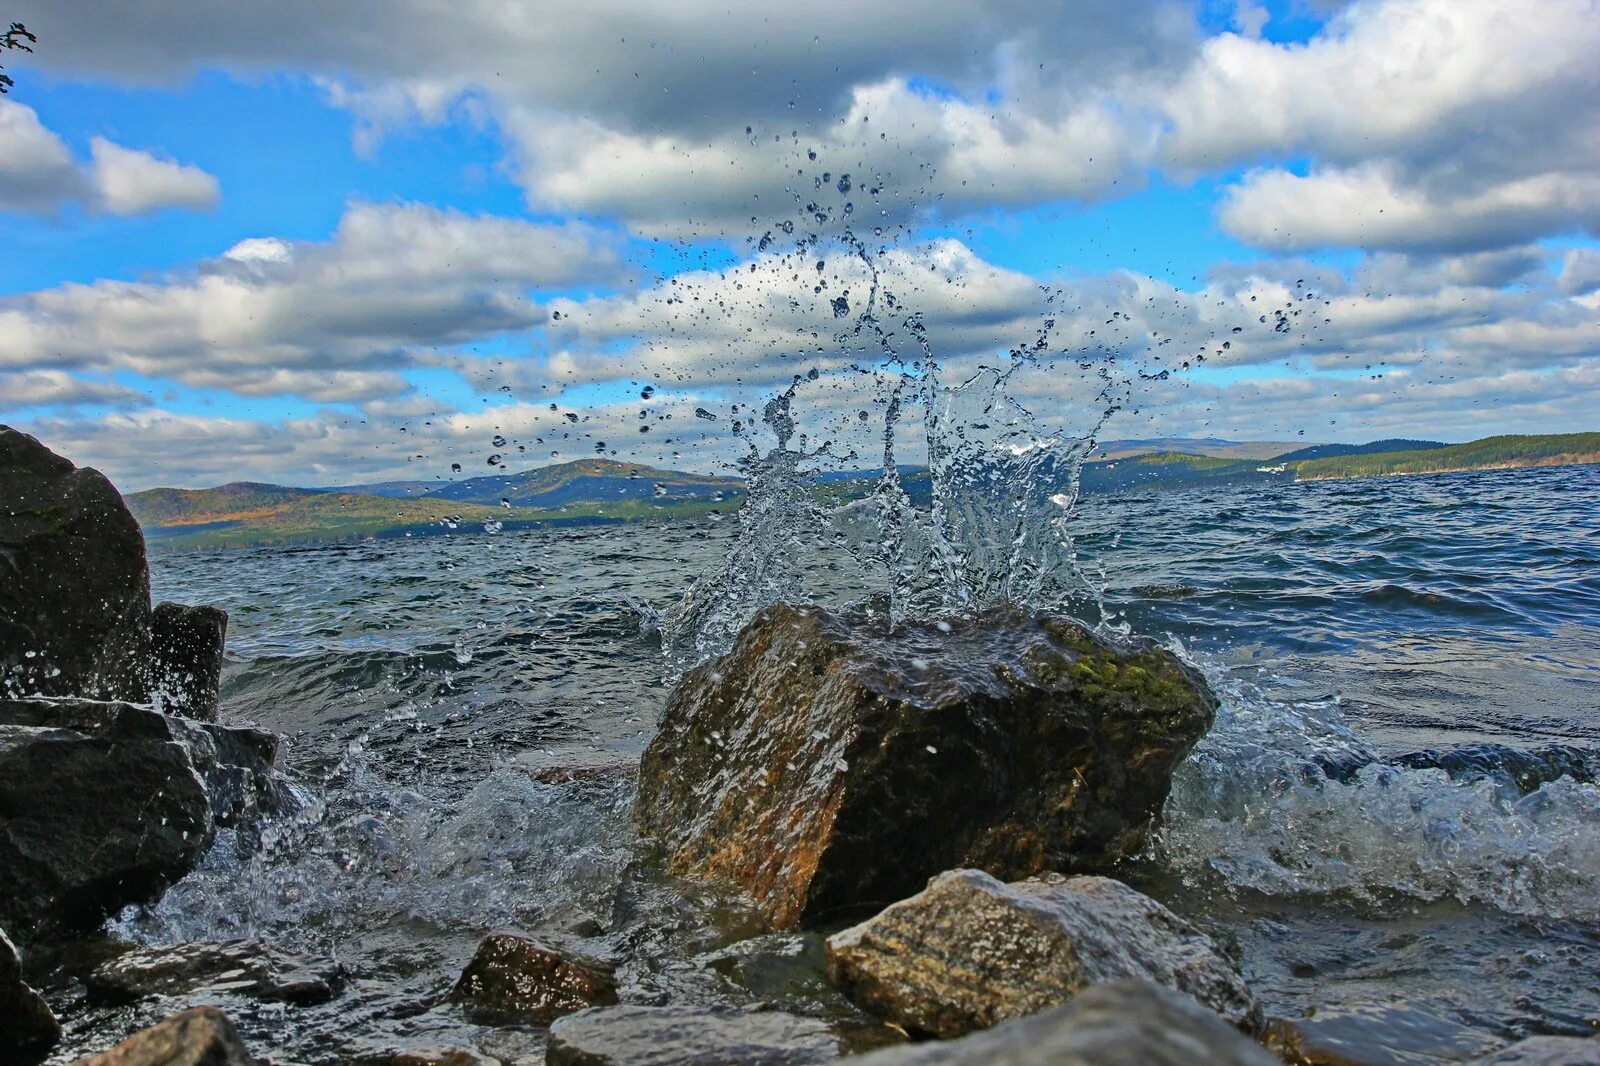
(1158, 653, 1600, 921)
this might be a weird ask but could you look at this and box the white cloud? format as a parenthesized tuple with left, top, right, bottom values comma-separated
(0, 100, 88, 211)
(12, 0, 1598, 252)
(0, 369, 147, 407)
(0, 99, 221, 217)
(0, 201, 624, 399)
(88, 136, 220, 215)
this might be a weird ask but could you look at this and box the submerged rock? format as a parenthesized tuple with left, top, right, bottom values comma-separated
(546, 1004, 844, 1065)
(72, 1005, 256, 1065)
(0, 425, 152, 703)
(636, 604, 1216, 928)
(0, 697, 283, 941)
(86, 939, 339, 1006)
(451, 932, 617, 1025)
(825, 869, 1260, 1038)
(148, 602, 227, 722)
(391, 1050, 493, 1066)
(845, 980, 1277, 1065)
(1, 925, 61, 1060)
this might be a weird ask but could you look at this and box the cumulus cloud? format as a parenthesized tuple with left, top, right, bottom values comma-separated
(88, 136, 220, 215)
(12, 0, 1598, 252)
(0, 369, 147, 407)
(0, 99, 221, 216)
(0, 201, 624, 399)
(0, 100, 89, 211)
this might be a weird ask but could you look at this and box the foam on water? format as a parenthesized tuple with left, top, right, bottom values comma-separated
(1158, 653, 1600, 921)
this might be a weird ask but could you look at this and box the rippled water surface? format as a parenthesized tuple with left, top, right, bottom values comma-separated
(42, 463, 1600, 1064)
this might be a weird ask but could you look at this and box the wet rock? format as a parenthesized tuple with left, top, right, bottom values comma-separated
(391, 1050, 493, 1066)
(451, 932, 618, 1026)
(86, 939, 339, 1006)
(71, 1005, 256, 1065)
(149, 602, 227, 722)
(825, 869, 1260, 1039)
(636, 604, 1216, 929)
(846, 979, 1278, 1065)
(1, 925, 61, 1060)
(546, 1004, 844, 1065)
(0, 425, 152, 703)
(0, 697, 283, 941)
(1472, 1036, 1600, 1065)
(1264, 1005, 1503, 1065)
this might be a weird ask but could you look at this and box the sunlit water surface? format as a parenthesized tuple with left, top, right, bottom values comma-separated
(39, 463, 1600, 1064)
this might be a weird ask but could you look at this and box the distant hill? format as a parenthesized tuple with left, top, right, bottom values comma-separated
(1269, 438, 1445, 463)
(125, 482, 328, 527)
(1095, 438, 1310, 460)
(127, 458, 744, 550)
(124, 432, 1597, 549)
(419, 457, 739, 508)
(1292, 433, 1600, 481)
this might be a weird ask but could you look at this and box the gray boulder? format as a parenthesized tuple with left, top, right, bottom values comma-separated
(826, 869, 1261, 1038)
(0, 425, 152, 703)
(86, 939, 339, 1006)
(71, 1005, 257, 1065)
(637, 605, 1215, 929)
(847, 980, 1277, 1066)
(546, 1005, 846, 1065)
(1, 925, 61, 1061)
(0, 697, 283, 941)
(451, 931, 618, 1025)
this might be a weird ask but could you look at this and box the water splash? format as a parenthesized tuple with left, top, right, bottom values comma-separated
(1158, 655, 1600, 921)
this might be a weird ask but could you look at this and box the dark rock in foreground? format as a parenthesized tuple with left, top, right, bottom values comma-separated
(0, 426, 228, 721)
(148, 602, 227, 722)
(451, 931, 617, 1025)
(87, 939, 339, 1006)
(826, 869, 1261, 1038)
(847, 980, 1277, 1066)
(0, 425, 152, 704)
(546, 1004, 845, 1065)
(1, 925, 61, 1060)
(0, 697, 283, 941)
(636, 604, 1216, 928)
(72, 1005, 257, 1065)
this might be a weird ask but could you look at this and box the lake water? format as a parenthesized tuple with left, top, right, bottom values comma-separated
(43, 463, 1600, 1064)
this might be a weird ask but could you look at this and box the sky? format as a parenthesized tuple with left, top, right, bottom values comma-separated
(0, 0, 1597, 490)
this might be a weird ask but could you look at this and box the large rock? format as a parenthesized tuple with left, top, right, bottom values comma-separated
(845, 980, 1277, 1066)
(826, 869, 1260, 1039)
(636, 604, 1216, 928)
(546, 1005, 845, 1065)
(86, 939, 339, 1006)
(0, 697, 283, 941)
(72, 1005, 256, 1065)
(148, 602, 227, 722)
(0, 427, 228, 721)
(0, 425, 151, 703)
(1, 925, 61, 1061)
(451, 932, 618, 1025)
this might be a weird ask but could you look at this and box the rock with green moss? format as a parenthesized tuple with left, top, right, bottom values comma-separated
(636, 604, 1216, 929)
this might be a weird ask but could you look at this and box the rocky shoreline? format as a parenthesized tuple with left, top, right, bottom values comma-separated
(2, 424, 1594, 1066)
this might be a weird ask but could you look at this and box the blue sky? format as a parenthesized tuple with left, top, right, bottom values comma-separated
(1, 0, 1597, 488)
